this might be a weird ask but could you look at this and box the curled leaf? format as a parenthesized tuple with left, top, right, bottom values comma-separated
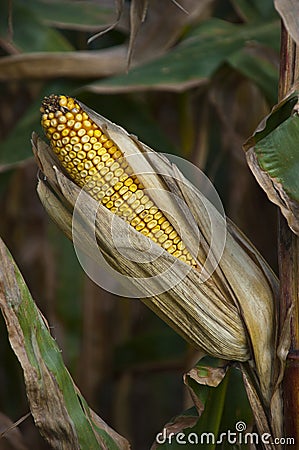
(244, 91, 299, 235)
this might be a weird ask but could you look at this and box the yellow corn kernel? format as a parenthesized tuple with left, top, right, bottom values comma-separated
(40, 94, 197, 268)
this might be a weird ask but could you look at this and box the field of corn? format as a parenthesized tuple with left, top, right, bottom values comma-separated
(0, 1, 298, 449)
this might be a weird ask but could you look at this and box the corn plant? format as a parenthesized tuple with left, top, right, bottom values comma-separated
(0, 1, 298, 449)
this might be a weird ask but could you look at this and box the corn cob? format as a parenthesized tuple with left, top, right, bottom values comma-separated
(40, 94, 197, 268)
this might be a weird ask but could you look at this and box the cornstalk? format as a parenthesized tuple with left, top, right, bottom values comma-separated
(278, 24, 299, 444)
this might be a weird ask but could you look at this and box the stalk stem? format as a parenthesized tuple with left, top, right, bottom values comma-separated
(278, 23, 299, 444)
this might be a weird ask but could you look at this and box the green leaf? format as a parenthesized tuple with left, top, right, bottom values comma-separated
(228, 46, 279, 104)
(87, 19, 280, 92)
(255, 115, 299, 202)
(0, 0, 73, 52)
(24, 0, 114, 31)
(218, 368, 253, 449)
(251, 0, 277, 20)
(244, 91, 299, 235)
(231, 0, 261, 22)
(246, 92, 298, 144)
(154, 362, 252, 449)
(232, 0, 278, 22)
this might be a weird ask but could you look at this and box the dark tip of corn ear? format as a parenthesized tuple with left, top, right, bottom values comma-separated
(40, 94, 65, 114)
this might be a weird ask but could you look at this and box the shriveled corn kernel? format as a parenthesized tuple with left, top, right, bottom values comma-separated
(40, 94, 197, 268)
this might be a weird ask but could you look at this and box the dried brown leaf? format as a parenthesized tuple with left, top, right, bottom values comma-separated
(128, 0, 214, 64)
(185, 363, 228, 388)
(0, 412, 28, 450)
(242, 365, 279, 450)
(88, 0, 124, 44)
(0, 47, 127, 80)
(127, 0, 148, 67)
(274, 0, 299, 45)
(183, 360, 228, 415)
(150, 413, 198, 450)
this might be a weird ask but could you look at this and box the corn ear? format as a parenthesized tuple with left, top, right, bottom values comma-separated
(33, 131, 250, 363)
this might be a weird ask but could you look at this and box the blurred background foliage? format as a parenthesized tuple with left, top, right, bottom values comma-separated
(0, 0, 280, 448)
